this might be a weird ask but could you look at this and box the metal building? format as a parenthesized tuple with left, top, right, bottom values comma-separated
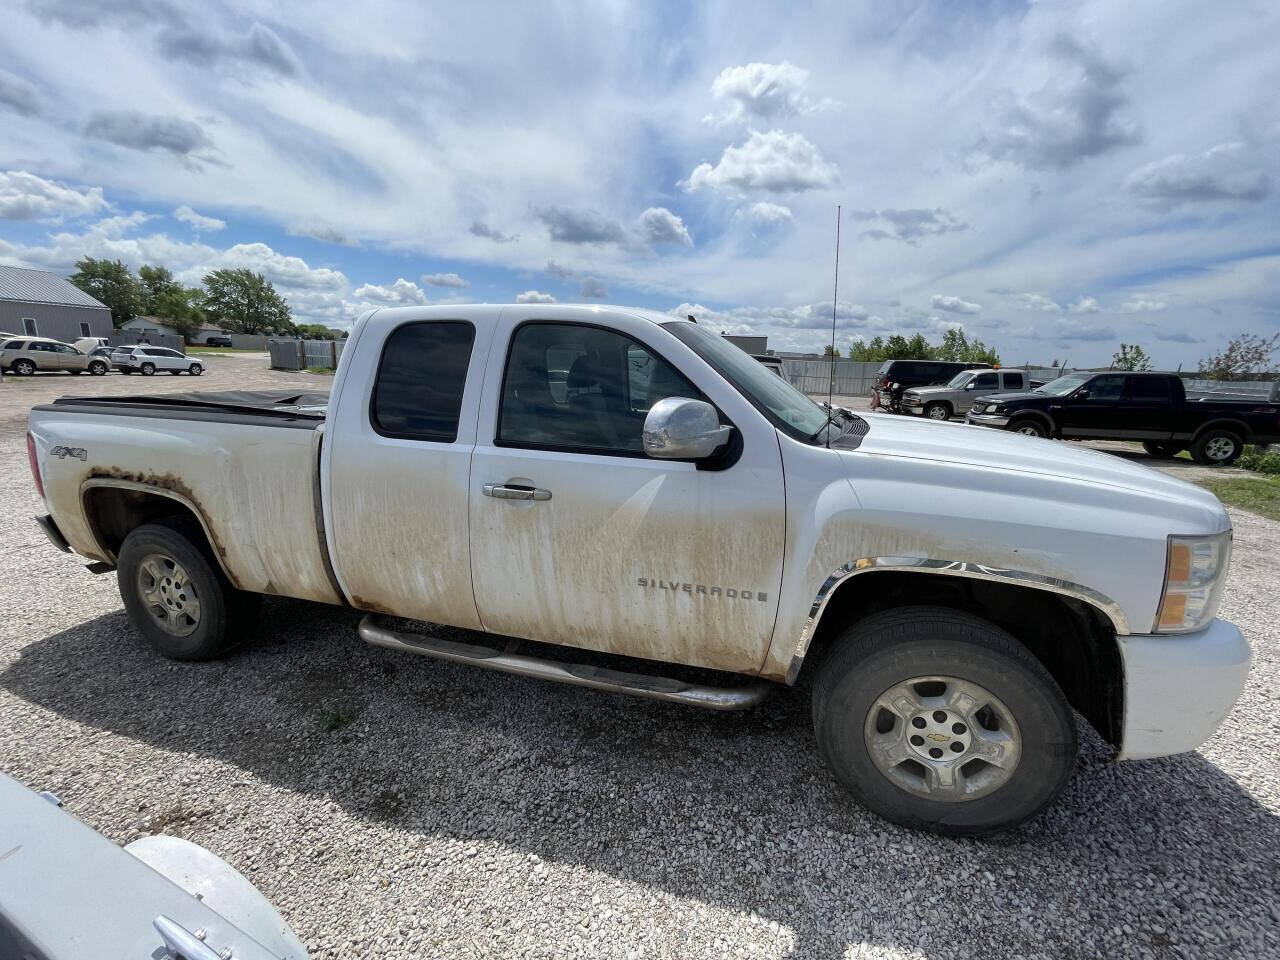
(0, 265, 114, 343)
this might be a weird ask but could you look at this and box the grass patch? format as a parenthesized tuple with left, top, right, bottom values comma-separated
(304, 366, 335, 375)
(1195, 475, 1280, 521)
(319, 704, 356, 731)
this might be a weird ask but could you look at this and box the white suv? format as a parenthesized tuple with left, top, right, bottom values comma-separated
(111, 345, 203, 376)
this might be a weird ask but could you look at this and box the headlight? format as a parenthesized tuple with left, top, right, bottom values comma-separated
(987, 403, 1004, 413)
(1155, 532, 1231, 633)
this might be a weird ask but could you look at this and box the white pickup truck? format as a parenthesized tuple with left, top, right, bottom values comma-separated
(26, 304, 1250, 835)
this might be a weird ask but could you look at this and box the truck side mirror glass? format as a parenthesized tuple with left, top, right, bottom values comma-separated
(1075, 388, 1090, 400)
(643, 397, 732, 460)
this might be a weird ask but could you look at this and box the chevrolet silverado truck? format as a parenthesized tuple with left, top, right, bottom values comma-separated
(26, 305, 1251, 835)
(966, 370, 1280, 464)
(901, 368, 1039, 420)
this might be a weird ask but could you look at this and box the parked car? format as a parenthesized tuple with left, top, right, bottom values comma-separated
(72, 336, 111, 354)
(901, 368, 1039, 420)
(1, 337, 110, 375)
(870, 358, 993, 412)
(965, 371, 1280, 465)
(0, 772, 307, 960)
(206, 335, 234, 347)
(27, 304, 1249, 835)
(111, 345, 203, 376)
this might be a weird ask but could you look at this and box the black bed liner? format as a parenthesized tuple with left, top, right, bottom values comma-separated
(36, 390, 330, 429)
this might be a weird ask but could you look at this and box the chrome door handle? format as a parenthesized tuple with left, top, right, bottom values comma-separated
(483, 482, 551, 501)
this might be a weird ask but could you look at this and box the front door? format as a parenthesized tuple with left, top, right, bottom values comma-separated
(468, 312, 786, 675)
(1054, 374, 1126, 437)
(959, 370, 1000, 413)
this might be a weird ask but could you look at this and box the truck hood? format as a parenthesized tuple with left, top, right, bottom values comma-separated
(901, 385, 955, 397)
(854, 412, 1228, 526)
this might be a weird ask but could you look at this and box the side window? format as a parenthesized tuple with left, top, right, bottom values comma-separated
(1086, 375, 1126, 400)
(29, 342, 51, 352)
(1002, 372, 1024, 389)
(371, 321, 474, 442)
(971, 372, 999, 389)
(22, 318, 38, 335)
(498, 322, 703, 455)
(1128, 376, 1169, 400)
(79, 322, 91, 337)
(4, 340, 25, 349)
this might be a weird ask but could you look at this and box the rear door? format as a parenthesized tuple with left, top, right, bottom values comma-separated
(999, 370, 1025, 392)
(1122, 375, 1175, 439)
(324, 311, 493, 629)
(467, 310, 786, 674)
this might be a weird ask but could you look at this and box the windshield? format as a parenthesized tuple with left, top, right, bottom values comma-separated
(946, 372, 972, 388)
(664, 322, 831, 441)
(1036, 373, 1092, 396)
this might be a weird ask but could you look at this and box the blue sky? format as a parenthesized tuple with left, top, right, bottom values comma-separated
(1, 0, 1278, 365)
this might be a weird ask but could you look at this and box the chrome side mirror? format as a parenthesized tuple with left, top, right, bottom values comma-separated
(643, 397, 732, 460)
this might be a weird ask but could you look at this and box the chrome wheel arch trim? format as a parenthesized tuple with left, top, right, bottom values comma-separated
(786, 556, 1130, 684)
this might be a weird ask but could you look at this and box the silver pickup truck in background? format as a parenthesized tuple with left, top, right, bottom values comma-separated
(901, 368, 1040, 420)
(25, 304, 1251, 835)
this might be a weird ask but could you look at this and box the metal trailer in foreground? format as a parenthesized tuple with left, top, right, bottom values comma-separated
(0, 772, 308, 960)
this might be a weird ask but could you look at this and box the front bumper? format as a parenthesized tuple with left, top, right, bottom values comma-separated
(900, 399, 925, 415)
(1116, 618, 1250, 760)
(965, 411, 1010, 428)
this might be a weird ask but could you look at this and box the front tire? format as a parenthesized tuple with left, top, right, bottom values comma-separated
(1009, 417, 1047, 438)
(140, 362, 156, 376)
(924, 401, 951, 421)
(1190, 429, 1242, 466)
(811, 607, 1077, 836)
(189, 364, 202, 376)
(117, 521, 261, 660)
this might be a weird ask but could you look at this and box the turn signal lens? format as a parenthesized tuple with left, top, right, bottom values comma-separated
(1155, 533, 1230, 633)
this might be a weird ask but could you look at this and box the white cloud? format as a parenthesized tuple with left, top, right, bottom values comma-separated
(578, 277, 608, 299)
(853, 208, 967, 245)
(636, 207, 692, 246)
(1068, 296, 1100, 313)
(84, 110, 213, 159)
(930, 294, 981, 314)
(1119, 297, 1168, 312)
(745, 201, 793, 225)
(174, 204, 225, 231)
(0, 170, 106, 220)
(683, 130, 838, 194)
(216, 242, 346, 290)
(515, 289, 556, 304)
(352, 278, 427, 305)
(422, 271, 468, 288)
(1016, 293, 1063, 313)
(1125, 142, 1270, 206)
(0, 68, 40, 116)
(704, 61, 833, 125)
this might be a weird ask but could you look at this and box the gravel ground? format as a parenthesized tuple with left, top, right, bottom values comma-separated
(2, 359, 1278, 959)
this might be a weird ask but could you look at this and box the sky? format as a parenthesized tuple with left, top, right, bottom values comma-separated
(1, 0, 1278, 366)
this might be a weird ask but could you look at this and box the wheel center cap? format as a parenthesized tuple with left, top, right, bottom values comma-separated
(906, 709, 973, 762)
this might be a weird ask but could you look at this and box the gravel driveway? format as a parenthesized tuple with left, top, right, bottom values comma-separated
(1, 359, 1277, 959)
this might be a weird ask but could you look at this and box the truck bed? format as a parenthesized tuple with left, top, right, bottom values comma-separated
(37, 389, 331, 428)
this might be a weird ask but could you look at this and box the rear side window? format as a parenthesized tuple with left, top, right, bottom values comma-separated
(3, 340, 25, 349)
(1128, 376, 1170, 400)
(372, 321, 475, 442)
(1002, 372, 1024, 389)
(971, 372, 999, 389)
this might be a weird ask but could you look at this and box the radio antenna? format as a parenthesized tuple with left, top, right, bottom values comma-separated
(826, 204, 842, 447)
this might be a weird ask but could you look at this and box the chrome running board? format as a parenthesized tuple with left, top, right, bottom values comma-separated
(358, 615, 772, 711)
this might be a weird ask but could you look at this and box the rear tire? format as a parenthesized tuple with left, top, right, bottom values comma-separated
(1009, 417, 1047, 438)
(1142, 441, 1182, 458)
(924, 401, 951, 421)
(811, 607, 1077, 836)
(1190, 429, 1242, 466)
(140, 362, 156, 376)
(117, 520, 261, 661)
(13, 359, 35, 376)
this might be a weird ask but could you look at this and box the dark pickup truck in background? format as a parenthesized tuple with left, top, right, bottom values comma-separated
(965, 371, 1280, 465)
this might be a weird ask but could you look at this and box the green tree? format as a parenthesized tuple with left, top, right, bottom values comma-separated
(67, 257, 141, 328)
(154, 287, 208, 342)
(137, 264, 182, 314)
(848, 336, 885, 361)
(200, 268, 292, 334)
(295, 323, 338, 340)
(1198, 333, 1279, 380)
(1112, 343, 1153, 371)
(822, 343, 839, 358)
